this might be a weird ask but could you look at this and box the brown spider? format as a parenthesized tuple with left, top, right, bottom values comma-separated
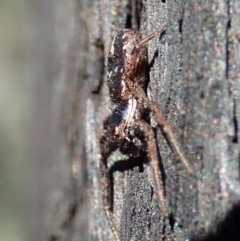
(99, 25, 192, 241)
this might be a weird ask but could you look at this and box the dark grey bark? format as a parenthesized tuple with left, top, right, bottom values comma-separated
(48, 0, 240, 241)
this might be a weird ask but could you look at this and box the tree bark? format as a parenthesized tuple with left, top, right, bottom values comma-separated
(48, 0, 240, 240)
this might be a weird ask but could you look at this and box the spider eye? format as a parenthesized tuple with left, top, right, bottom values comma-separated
(108, 54, 114, 65)
(110, 102, 129, 131)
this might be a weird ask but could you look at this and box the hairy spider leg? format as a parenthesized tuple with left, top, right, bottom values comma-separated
(145, 101, 193, 174)
(125, 81, 193, 174)
(138, 25, 167, 47)
(100, 157, 120, 241)
(136, 26, 192, 172)
(100, 116, 120, 241)
(134, 119, 169, 216)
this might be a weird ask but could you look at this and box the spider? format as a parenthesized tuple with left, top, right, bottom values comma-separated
(99, 25, 192, 241)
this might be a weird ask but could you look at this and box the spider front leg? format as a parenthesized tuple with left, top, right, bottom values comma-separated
(134, 119, 169, 216)
(99, 116, 120, 241)
(126, 81, 192, 173)
(144, 101, 193, 173)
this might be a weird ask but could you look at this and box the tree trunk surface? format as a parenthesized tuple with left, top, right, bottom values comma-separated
(47, 0, 240, 241)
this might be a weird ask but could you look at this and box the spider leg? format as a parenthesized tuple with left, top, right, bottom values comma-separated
(100, 116, 120, 241)
(145, 101, 193, 173)
(124, 81, 192, 173)
(134, 119, 169, 216)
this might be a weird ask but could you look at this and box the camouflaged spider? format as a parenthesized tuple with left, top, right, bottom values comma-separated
(100, 25, 192, 241)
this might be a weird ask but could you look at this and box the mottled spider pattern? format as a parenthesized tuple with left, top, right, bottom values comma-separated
(99, 25, 192, 241)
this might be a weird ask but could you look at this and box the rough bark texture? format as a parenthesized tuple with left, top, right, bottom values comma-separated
(48, 0, 240, 241)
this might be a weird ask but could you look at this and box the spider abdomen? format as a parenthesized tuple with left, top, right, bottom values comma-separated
(107, 29, 148, 104)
